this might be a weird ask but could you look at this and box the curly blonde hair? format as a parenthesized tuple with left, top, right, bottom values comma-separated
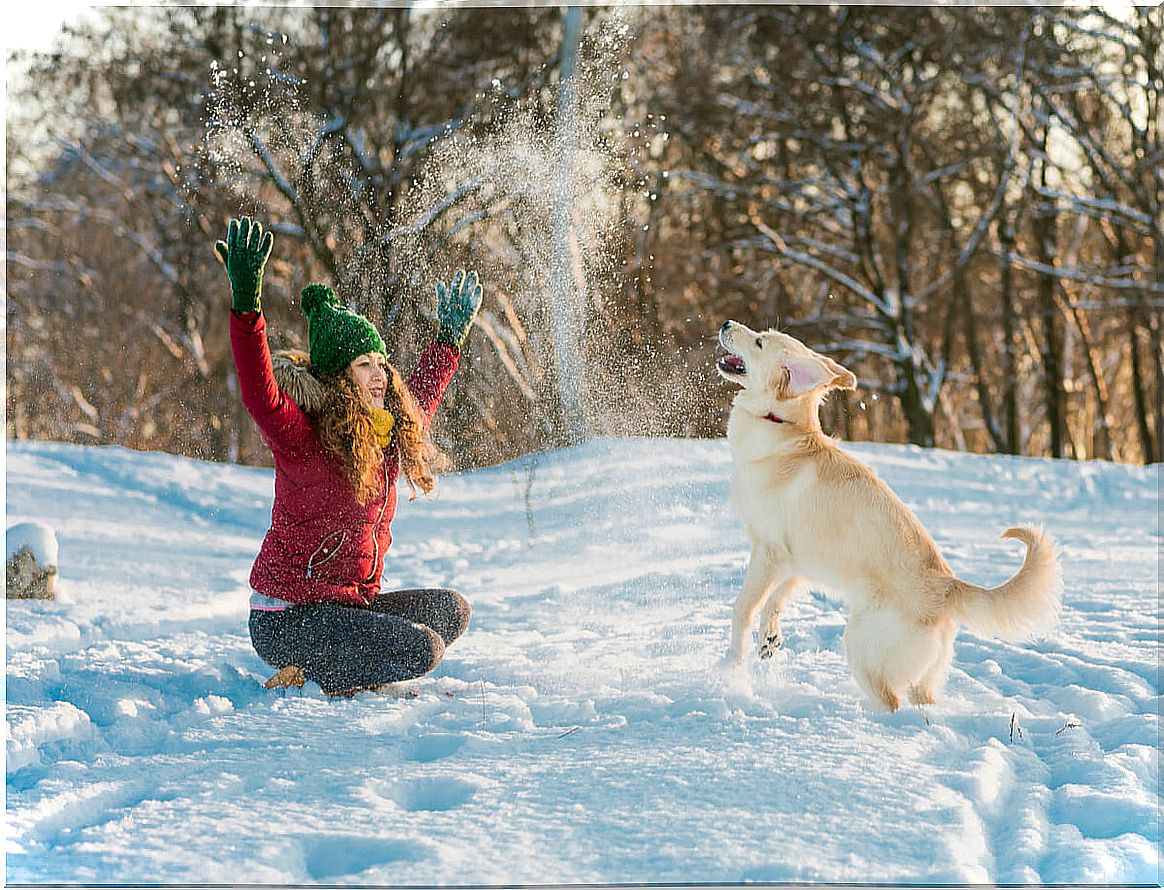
(313, 364, 448, 505)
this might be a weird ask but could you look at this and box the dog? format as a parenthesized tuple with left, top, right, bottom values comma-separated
(716, 320, 1061, 711)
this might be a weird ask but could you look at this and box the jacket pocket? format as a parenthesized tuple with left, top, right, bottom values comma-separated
(306, 530, 347, 580)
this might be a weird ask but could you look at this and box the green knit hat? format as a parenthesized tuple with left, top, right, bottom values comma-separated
(300, 283, 386, 377)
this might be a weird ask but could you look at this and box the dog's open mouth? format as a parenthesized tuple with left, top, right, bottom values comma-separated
(717, 353, 747, 376)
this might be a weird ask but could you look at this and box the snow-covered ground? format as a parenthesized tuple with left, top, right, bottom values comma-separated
(5, 437, 1159, 884)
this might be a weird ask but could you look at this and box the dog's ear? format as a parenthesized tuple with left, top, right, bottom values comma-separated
(780, 353, 857, 395)
(821, 355, 857, 391)
(781, 355, 834, 395)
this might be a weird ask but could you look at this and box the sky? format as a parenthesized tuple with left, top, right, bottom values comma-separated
(2, 0, 1144, 55)
(3, 1, 99, 54)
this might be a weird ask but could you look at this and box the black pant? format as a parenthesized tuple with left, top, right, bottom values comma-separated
(249, 588, 470, 695)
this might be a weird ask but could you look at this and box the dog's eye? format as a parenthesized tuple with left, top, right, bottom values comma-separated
(755, 338, 763, 349)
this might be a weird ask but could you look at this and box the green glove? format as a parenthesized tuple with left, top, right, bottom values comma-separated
(435, 269, 483, 350)
(214, 216, 274, 313)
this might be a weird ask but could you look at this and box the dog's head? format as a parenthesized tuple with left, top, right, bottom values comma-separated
(716, 320, 857, 419)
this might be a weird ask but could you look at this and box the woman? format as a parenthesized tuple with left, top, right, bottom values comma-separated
(215, 216, 482, 696)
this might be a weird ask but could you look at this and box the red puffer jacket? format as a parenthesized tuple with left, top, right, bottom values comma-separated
(230, 310, 459, 606)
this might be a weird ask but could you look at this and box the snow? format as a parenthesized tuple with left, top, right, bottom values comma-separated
(6, 520, 59, 567)
(4, 437, 1160, 885)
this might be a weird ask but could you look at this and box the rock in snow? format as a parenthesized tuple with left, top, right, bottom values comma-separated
(6, 520, 59, 599)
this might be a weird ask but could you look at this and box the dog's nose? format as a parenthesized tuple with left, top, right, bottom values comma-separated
(720, 321, 732, 333)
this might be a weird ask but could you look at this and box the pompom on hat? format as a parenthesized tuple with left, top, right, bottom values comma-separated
(300, 283, 386, 377)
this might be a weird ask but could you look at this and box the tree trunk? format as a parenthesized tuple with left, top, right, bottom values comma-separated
(956, 269, 1004, 452)
(1120, 217, 1156, 464)
(894, 349, 936, 448)
(1152, 307, 1163, 465)
(998, 213, 1021, 454)
(1128, 306, 1154, 463)
(1032, 143, 1067, 458)
(1153, 223, 1164, 465)
(1061, 289, 1115, 461)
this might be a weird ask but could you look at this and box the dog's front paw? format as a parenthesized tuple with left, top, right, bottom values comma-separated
(715, 654, 753, 697)
(758, 632, 783, 660)
(718, 651, 746, 678)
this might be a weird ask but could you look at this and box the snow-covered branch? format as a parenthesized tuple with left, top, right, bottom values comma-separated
(999, 252, 1164, 293)
(750, 216, 893, 318)
(383, 175, 485, 242)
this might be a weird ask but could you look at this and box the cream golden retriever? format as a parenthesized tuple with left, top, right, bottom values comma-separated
(716, 320, 1061, 711)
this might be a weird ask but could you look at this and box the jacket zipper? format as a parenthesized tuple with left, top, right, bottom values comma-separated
(363, 459, 391, 593)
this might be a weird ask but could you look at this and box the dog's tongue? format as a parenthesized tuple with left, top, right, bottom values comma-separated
(719, 354, 745, 372)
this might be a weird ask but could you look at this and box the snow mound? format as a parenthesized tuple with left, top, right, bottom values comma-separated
(7, 520, 59, 567)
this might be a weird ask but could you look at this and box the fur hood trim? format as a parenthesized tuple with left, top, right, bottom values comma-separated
(272, 350, 328, 415)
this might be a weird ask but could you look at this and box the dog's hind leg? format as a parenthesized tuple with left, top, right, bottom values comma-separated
(758, 576, 806, 659)
(730, 545, 786, 666)
(908, 617, 956, 706)
(842, 607, 907, 712)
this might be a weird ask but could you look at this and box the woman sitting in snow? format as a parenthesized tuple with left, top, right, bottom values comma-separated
(215, 216, 482, 697)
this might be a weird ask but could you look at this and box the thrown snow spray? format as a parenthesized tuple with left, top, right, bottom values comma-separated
(202, 10, 637, 451)
(390, 10, 633, 450)
(550, 6, 588, 444)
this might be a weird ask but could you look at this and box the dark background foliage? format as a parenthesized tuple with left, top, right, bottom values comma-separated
(7, 4, 1161, 469)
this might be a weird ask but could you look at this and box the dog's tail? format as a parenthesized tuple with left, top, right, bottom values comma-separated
(949, 525, 1062, 641)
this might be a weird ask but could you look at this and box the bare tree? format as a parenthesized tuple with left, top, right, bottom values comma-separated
(1015, 5, 1163, 462)
(7, 5, 1159, 466)
(7, 5, 592, 467)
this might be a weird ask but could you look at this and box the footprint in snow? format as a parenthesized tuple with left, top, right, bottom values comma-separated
(301, 834, 427, 881)
(393, 775, 479, 812)
(403, 733, 464, 763)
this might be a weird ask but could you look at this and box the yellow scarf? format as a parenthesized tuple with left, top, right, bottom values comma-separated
(370, 408, 395, 447)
